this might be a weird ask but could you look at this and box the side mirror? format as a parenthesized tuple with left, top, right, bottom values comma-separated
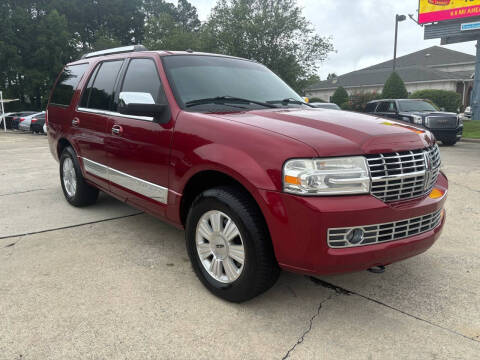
(118, 92, 169, 123)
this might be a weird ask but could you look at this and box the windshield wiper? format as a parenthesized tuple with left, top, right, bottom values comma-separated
(185, 96, 278, 109)
(267, 98, 314, 107)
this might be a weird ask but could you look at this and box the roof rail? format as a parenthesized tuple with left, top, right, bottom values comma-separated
(81, 45, 148, 59)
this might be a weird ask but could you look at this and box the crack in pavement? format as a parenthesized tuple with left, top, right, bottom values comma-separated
(0, 188, 50, 197)
(1, 212, 143, 246)
(308, 277, 480, 344)
(281, 292, 337, 360)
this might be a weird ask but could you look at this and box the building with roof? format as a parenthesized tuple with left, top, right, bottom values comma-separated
(306, 46, 475, 107)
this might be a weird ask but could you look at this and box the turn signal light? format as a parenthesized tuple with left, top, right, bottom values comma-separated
(284, 175, 301, 185)
(429, 188, 444, 199)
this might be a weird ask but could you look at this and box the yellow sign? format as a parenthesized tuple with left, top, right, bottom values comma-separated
(419, 0, 480, 24)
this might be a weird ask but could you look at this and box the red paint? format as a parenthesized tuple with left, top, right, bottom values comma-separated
(47, 51, 448, 276)
(419, 4, 480, 24)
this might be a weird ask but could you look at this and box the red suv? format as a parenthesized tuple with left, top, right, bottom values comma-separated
(47, 46, 447, 302)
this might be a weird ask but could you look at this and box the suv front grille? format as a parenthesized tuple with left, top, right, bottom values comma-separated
(426, 116, 457, 129)
(366, 145, 441, 202)
(327, 209, 443, 248)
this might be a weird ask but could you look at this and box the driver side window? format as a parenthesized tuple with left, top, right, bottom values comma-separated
(118, 58, 166, 109)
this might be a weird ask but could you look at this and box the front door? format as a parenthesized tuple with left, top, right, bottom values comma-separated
(105, 57, 174, 217)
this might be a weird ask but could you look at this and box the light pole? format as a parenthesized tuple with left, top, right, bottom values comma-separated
(393, 14, 406, 73)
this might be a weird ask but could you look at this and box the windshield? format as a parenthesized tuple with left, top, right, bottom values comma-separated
(162, 55, 304, 111)
(399, 100, 439, 112)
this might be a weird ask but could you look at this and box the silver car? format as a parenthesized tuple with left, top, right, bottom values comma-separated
(18, 111, 45, 132)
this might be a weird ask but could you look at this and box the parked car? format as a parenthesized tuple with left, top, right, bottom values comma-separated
(30, 113, 47, 133)
(18, 111, 45, 132)
(464, 106, 471, 119)
(11, 111, 36, 129)
(47, 46, 447, 302)
(366, 99, 462, 145)
(0, 112, 15, 129)
(310, 102, 341, 110)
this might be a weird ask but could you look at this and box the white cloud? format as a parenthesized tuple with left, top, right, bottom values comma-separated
(187, 0, 477, 79)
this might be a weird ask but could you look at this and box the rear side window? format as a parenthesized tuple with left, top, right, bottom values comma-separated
(365, 102, 378, 113)
(50, 63, 89, 106)
(376, 102, 391, 113)
(119, 58, 164, 106)
(81, 60, 123, 111)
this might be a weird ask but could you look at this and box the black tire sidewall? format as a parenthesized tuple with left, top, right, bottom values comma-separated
(186, 189, 268, 301)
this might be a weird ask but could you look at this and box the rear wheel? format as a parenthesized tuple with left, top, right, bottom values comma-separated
(60, 146, 99, 207)
(186, 186, 280, 302)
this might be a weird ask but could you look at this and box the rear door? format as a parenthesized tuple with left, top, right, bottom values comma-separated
(74, 59, 124, 191)
(105, 57, 173, 216)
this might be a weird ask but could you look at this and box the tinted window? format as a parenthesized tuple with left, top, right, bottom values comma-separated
(86, 60, 123, 111)
(376, 101, 395, 113)
(80, 65, 100, 108)
(398, 100, 438, 112)
(120, 58, 163, 105)
(365, 102, 378, 113)
(50, 63, 89, 106)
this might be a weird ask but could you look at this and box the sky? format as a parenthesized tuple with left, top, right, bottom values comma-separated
(187, 0, 478, 80)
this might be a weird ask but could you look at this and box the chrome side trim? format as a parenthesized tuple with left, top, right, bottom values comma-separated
(80, 157, 168, 204)
(108, 167, 168, 204)
(77, 107, 154, 122)
(82, 157, 109, 179)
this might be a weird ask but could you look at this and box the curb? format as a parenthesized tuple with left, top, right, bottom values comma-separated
(460, 138, 480, 143)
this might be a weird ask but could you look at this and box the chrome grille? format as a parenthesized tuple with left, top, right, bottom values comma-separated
(426, 116, 457, 129)
(327, 209, 443, 248)
(366, 145, 441, 202)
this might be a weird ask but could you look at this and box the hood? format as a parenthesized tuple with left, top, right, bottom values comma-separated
(212, 108, 435, 157)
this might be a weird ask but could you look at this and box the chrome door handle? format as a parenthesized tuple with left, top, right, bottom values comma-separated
(111, 124, 123, 136)
(72, 117, 80, 127)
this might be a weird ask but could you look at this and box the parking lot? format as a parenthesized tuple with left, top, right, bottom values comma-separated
(1, 131, 479, 359)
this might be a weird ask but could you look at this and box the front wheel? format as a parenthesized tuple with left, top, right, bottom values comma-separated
(442, 139, 458, 146)
(60, 146, 99, 207)
(186, 186, 280, 302)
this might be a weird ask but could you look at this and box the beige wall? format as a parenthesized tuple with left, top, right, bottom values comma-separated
(306, 81, 459, 102)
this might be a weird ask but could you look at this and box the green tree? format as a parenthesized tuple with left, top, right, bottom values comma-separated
(143, 0, 202, 51)
(382, 72, 408, 99)
(331, 87, 349, 106)
(409, 89, 461, 113)
(203, 0, 334, 92)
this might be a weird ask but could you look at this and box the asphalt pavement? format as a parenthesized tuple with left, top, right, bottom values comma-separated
(1, 132, 479, 359)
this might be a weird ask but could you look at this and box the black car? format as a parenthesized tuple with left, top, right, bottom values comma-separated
(30, 113, 46, 133)
(366, 99, 463, 146)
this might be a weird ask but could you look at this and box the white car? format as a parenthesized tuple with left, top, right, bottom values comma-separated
(18, 111, 45, 132)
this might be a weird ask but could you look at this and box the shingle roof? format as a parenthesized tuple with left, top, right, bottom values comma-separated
(308, 46, 475, 91)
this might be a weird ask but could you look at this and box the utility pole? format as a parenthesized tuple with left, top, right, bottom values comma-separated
(393, 14, 406, 73)
(471, 40, 480, 120)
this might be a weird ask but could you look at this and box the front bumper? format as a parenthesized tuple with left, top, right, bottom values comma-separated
(430, 126, 463, 141)
(258, 172, 448, 276)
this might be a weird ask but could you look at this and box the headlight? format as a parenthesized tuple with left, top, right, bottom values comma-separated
(283, 157, 370, 195)
(412, 115, 423, 125)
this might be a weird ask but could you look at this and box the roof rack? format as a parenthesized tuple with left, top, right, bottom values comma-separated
(81, 45, 148, 59)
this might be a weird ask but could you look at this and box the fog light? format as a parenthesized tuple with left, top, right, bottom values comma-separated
(346, 228, 364, 244)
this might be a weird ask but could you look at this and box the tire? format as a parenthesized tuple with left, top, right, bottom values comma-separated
(59, 146, 99, 207)
(442, 139, 457, 146)
(186, 186, 280, 302)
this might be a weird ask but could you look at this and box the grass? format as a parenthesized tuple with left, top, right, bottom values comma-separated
(463, 121, 480, 139)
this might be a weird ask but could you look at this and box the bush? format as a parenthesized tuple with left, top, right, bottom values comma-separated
(349, 92, 382, 112)
(409, 89, 461, 113)
(382, 72, 408, 99)
(331, 87, 349, 106)
(308, 97, 327, 103)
